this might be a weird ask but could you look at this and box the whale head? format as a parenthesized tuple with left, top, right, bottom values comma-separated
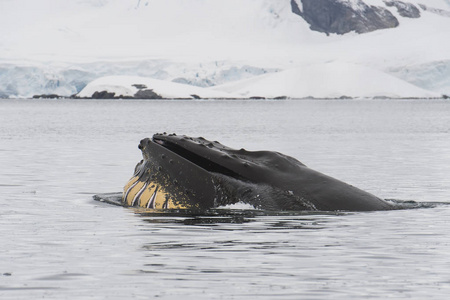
(122, 133, 392, 211)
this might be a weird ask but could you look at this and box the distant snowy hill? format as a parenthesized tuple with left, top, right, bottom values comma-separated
(1, 0, 449, 98)
(212, 62, 438, 98)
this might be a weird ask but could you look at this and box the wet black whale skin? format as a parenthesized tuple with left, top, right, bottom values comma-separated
(139, 133, 392, 211)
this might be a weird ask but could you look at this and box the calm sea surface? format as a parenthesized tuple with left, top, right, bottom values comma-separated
(1, 99, 450, 299)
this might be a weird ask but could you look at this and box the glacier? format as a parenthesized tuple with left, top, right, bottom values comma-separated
(0, 0, 449, 99)
(0, 60, 278, 99)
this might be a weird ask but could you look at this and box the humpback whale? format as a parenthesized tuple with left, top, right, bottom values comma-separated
(120, 133, 392, 211)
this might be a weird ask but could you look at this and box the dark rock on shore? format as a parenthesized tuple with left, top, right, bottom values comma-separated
(134, 89, 163, 99)
(77, 89, 163, 99)
(91, 91, 116, 99)
(32, 94, 62, 99)
(291, 0, 399, 35)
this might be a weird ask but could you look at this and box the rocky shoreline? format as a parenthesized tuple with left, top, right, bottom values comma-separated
(28, 93, 450, 100)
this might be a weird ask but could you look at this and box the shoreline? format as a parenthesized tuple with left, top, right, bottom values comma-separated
(11, 95, 450, 101)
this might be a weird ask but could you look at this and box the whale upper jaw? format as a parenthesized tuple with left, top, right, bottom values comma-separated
(148, 133, 248, 180)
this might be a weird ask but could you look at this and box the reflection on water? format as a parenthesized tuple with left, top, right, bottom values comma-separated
(98, 192, 450, 229)
(137, 209, 341, 228)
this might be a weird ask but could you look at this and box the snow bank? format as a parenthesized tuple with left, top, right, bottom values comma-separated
(213, 62, 439, 98)
(77, 76, 236, 99)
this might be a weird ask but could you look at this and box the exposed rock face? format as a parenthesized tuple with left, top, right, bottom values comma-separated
(384, 0, 420, 18)
(131, 83, 163, 99)
(291, 0, 399, 35)
(85, 88, 163, 99)
(418, 4, 450, 18)
(91, 91, 116, 99)
(32, 94, 61, 99)
(134, 89, 163, 99)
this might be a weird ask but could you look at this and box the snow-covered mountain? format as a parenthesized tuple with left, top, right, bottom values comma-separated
(1, 0, 449, 98)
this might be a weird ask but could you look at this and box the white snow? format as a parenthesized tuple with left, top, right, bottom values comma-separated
(1, 0, 450, 98)
(77, 76, 236, 99)
(213, 62, 439, 98)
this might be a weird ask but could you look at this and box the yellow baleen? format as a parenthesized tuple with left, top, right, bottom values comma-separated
(124, 180, 146, 206)
(123, 176, 188, 209)
(138, 184, 158, 207)
(123, 176, 139, 193)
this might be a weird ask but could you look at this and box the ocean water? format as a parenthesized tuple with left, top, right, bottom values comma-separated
(1, 98, 450, 299)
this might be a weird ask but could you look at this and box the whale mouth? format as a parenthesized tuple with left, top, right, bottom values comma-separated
(152, 135, 244, 180)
